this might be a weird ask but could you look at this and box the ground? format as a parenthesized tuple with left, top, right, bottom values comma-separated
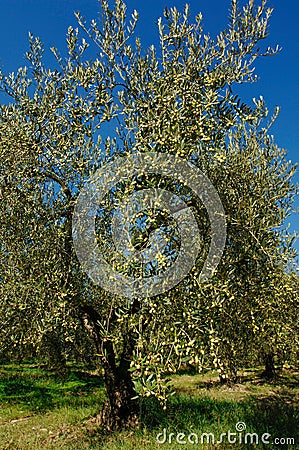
(0, 363, 298, 449)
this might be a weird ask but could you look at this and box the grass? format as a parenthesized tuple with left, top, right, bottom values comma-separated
(0, 363, 298, 449)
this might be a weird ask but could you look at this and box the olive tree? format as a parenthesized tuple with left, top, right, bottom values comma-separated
(0, 0, 297, 429)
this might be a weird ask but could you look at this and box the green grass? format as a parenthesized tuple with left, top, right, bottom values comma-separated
(0, 363, 298, 449)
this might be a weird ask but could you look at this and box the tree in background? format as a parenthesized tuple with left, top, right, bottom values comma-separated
(0, 0, 297, 429)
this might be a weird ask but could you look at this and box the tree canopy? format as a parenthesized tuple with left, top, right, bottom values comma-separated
(0, 0, 298, 429)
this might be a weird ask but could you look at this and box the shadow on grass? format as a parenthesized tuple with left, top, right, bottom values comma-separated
(177, 368, 299, 396)
(0, 366, 104, 412)
(0, 378, 54, 411)
(139, 393, 298, 443)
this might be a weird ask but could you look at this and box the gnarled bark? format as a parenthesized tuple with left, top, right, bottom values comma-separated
(81, 303, 140, 430)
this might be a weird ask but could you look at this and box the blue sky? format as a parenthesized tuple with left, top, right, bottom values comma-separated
(0, 0, 298, 256)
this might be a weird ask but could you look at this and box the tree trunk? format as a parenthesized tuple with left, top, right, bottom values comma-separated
(218, 366, 238, 385)
(261, 352, 276, 380)
(99, 340, 139, 430)
(215, 357, 238, 385)
(81, 304, 139, 430)
(40, 330, 67, 376)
